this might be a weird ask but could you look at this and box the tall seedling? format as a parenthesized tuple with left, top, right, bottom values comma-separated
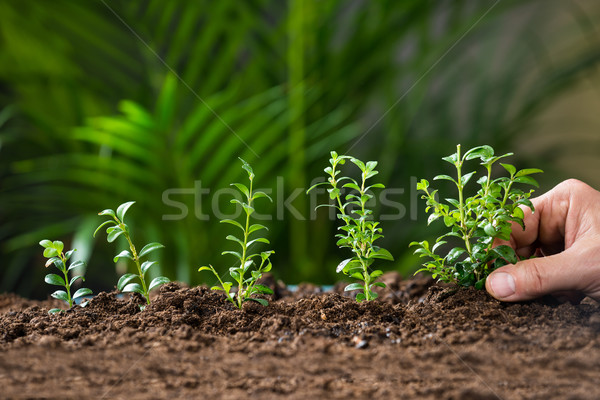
(199, 159, 274, 308)
(308, 151, 394, 302)
(94, 201, 169, 306)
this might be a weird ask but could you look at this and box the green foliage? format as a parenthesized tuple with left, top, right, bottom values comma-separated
(410, 145, 543, 288)
(199, 159, 274, 308)
(94, 201, 169, 305)
(40, 240, 92, 314)
(308, 152, 393, 301)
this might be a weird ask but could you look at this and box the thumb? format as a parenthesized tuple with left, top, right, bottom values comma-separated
(486, 250, 580, 301)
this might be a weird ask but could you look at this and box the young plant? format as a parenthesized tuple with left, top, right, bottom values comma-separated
(94, 201, 169, 305)
(40, 240, 92, 314)
(410, 144, 543, 288)
(199, 158, 274, 308)
(308, 151, 394, 302)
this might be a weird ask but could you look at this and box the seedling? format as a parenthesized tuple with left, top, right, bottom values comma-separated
(94, 201, 169, 305)
(308, 151, 394, 302)
(199, 158, 274, 308)
(410, 144, 542, 288)
(40, 240, 92, 314)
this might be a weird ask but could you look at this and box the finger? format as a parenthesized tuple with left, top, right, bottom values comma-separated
(485, 247, 583, 302)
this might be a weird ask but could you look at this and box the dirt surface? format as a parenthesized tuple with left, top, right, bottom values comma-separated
(1, 272, 599, 400)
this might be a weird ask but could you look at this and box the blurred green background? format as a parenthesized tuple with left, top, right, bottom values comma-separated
(2, 0, 600, 299)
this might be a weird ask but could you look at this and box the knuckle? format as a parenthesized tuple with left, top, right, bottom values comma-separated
(522, 260, 546, 296)
(559, 178, 589, 195)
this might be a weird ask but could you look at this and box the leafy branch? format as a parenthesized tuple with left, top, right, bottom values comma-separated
(308, 151, 393, 302)
(94, 201, 169, 306)
(410, 144, 542, 288)
(40, 240, 92, 314)
(199, 158, 274, 308)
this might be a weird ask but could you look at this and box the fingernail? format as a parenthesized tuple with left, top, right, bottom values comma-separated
(489, 272, 516, 298)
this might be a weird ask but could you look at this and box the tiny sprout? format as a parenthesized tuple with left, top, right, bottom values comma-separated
(94, 201, 169, 306)
(40, 240, 92, 314)
(199, 158, 274, 309)
(410, 144, 543, 289)
(307, 151, 394, 302)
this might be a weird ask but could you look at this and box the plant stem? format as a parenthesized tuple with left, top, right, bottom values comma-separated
(59, 252, 73, 308)
(119, 221, 150, 304)
(237, 177, 254, 309)
(455, 145, 472, 257)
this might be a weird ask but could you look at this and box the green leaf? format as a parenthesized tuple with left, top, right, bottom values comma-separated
(371, 282, 386, 288)
(446, 247, 465, 264)
(350, 158, 366, 171)
(220, 219, 245, 231)
(93, 220, 116, 237)
(48, 308, 62, 314)
(370, 247, 394, 261)
(253, 191, 272, 202)
(443, 215, 455, 227)
(39, 239, 53, 248)
(229, 269, 241, 281)
(336, 258, 354, 273)
(483, 223, 497, 237)
(45, 273, 66, 287)
(442, 153, 458, 165)
(122, 283, 144, 295)
(113, 250, 133, 263)
(64, 249, 75, 261)
(149, 276, 170, 291)
(344, 283, 364, 292)
(73, 288, 92, 299)
(370, 270, 383, 279)
(492, 245, 518, 264)
(226, 235, 245, 247)
(141, 261, 158, 275)
(433, 174, 457, 184)
(248, 298, 268, 306)
(107, 227, 125, 243)
(461, 171, 476, 186)
(343, 182, 361, 192)
(69, 275, 83, 286)
(139, 242, 165, 258)
(116, 201, 136, 221)
(355, 293, 366, 302)
(500, 163, 516, 176)
(222, 250, 242, 260)
(67, 260, 85, 271)
(231, 183, 250, 198)
(512, 206, 524, 220)
(253, 284, 274, 294)
(465, 145, 494, 160)
(117, 273, 138, 291)
(513, 176, 539, 187)
(43, 248, 58, 258)
(239, 157, 255, 180)
(54, 241, 64, 253)
(98, 209, 116, 218)
(248, 224, 268, 234)
(51, 290, 69, 302)
(247, 238, 270, 247)
(198, 265, 215, 273)
(515, 168, 543, 177)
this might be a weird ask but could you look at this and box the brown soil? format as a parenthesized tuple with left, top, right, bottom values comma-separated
(1, 273, 599, 400)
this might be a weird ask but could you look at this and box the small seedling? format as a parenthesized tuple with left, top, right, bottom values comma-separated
(94, 201, 169, 305)
(308, 151, 394, 302)
(40, 240, 92, 314)
(199, 158, 274, 309)
(410, 144, 543, 288)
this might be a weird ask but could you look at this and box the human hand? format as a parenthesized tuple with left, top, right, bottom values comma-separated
(486, 179, 600, 302)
